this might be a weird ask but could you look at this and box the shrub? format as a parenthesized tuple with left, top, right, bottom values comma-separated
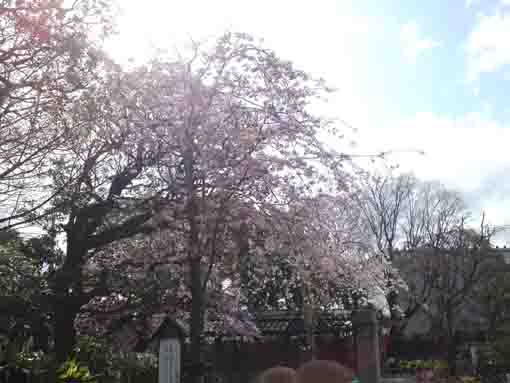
(398, 359, 448, 374)
(57, 358, 97, 383)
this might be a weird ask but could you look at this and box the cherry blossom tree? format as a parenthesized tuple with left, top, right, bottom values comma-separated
(0, 0, 115, 229)
(41, 64, 182, 361)
(111, 33, 378, 381)
(261, 193, 398, 311)
(0, 27, 392, 372)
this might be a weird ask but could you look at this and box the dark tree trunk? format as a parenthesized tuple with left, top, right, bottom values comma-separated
(447, 334, 457, 377)
(52, 243, 85, 363)
(184, 131, 205, 383)
(54, 304, 78, 363)
(190, 256, 205, 383)
(446, 304, 457, 377)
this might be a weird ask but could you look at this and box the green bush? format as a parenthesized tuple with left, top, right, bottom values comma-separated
(460, 376, 481, 383)
(74, 336, 115, 379)
(398, 359, 448, 374)
(3, 335, 159, 383)
(112, 352, 158, 383)
(73, 336, 158, 383)
(57, 359, 97, 383)
(7, 350, 55, 379)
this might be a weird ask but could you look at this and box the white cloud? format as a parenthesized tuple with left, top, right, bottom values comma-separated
(400, 21, 441, 63)
(356, 112, 507, 189)
(466, 0, 480, 8)
(355, 112, 510, 229)
(108, 0, 373, 70)
(466, 11, 510, 81)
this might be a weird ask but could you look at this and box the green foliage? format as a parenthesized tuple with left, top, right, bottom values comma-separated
(460, 377, 481, 383)
(478, 344, 500, 369)
(0, 231, 42, 298)
(103, 352, 157, 383)
(57, 359, 97, 383)
(74, 336, 114, 378)
(73, 336, 158, 383)
(0, 231, 54, 356)
(477, 337, 510, 373)
(1, 336, 158, 383)
(398, 359, 448, 373)
(13, 350, 47, 371)
(113, 352, 158, 374)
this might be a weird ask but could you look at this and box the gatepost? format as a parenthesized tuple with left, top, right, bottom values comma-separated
(155, 318, 185, 383)
(354, 309, 381, 383)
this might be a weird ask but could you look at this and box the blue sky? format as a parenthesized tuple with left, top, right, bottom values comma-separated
(109, 0, 510, 238)
(350, 0, 508, 121)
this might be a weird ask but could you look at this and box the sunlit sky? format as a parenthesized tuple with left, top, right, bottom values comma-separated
(107, 0, 510, 239)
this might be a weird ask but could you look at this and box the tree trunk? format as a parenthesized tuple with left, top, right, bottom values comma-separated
(184, 147, 204, 383)
(54, 304, 78, 363)
(52, 252, 84, 363)
(190, 256, 205, 383)
(183, 124, 206, 383)
(447, 335, 457, 377)
(446, 305, 457, 377)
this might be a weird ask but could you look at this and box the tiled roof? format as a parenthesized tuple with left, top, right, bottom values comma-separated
(111, 309, 355, 352)
(205, 310, 354, 337)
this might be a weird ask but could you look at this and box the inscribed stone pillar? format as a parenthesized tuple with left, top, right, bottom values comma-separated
(354, 309, 381, 383)
(159, 338, 181, 383)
